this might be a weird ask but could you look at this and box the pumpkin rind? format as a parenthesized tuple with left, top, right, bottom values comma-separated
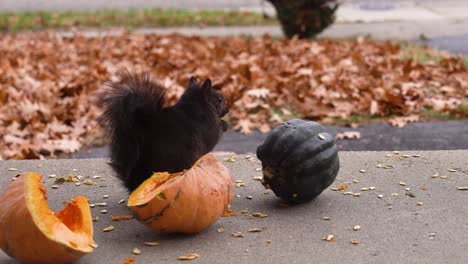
(128, 153, 234, 233)
(257, 119, 340, 203)
(0, 172, 95, 264)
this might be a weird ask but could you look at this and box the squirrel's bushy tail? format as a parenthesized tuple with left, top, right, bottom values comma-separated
(99, 72, 165, 187)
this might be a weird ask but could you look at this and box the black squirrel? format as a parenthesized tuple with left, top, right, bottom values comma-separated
(99, 72, 229, 191)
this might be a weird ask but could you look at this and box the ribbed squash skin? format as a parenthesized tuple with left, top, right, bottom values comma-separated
(257, 119, 339, 203)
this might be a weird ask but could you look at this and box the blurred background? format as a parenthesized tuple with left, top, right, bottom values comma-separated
(0, 0, 467, 159)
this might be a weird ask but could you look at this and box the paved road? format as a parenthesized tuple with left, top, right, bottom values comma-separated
(68, 121, 468, 158)
(1, 151, 467, 263)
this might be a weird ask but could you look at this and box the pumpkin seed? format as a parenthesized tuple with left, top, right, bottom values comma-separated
(399, 182, 407, 186)
(322, 234, 335, 242)
(343, 192, 353, 195)
(361, 187, 370, 191)
(8, 168, 18, 171)
(102, 225, 114, 232)
(353, 225, 361, 231)
(144, 242, 160, 246)
(252, 212, 268, 218)
(350, 239, 360, 245)
(223, 157, 236, 162)
(402, 154, 410, 158)
(72, 169, 78, 172)
(331, 188, 339, 191)
(93, 216, 99, 222)
(369, 186, 376, 190)
(100, 210, 108, 214)
(359, 169, 367, 173)
(412, 154, 420, 157)
(232, 232, 244, 237)
(236, 182, 246, 187)
(447, 169, 457, 172)
(439, 175, 448, 179)
(132, 248, 141, 255)
(390, 192, 398, 196)
(253, 176, 263, 181)
(217, 228, 225, 233)
(457, 186, 468, 190)
(97, 202, 107, 207)
(83, 179, 94, 185)
(67, 176, 78, 182)
(404, 187, 411, 191)
(353, 192, 361, 197)
(353, 179, 361, 183)
(103, 195, 109, 199)
(89, 204, 96, 208)
(322, 216, 331, 220)
(266, 240, 272, 244)
(416, 202, 424, 206)
(377, 194, 384, 198)
(89, 243, 98, 249)
(318, 134, 326, 140)
(245, 155, 252, 159)
(75, 182, 81, 186)
(248, 228, 263, 232)
(118, 199, 126, 204)
(431, 173, 439, 178)
(246, 196, 253, 200)
(51, 185, 59, 189)
(48, 174, 56, 178)
(255, 168, 261, 172)
(178, 253, 199, 260)
(92, 175, 101, 179)
(393, 151, 400, 154)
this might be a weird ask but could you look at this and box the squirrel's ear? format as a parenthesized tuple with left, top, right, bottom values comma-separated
(188, 77, 199, 89)
(201, 79, 212, 91)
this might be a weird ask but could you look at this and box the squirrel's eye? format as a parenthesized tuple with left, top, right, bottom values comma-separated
(218, 97, 222, 102)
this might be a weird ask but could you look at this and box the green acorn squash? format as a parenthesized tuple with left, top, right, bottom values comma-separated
(256, 119, 339, 203)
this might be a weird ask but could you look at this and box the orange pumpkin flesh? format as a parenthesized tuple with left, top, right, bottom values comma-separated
(0, 172, 96, 264)
(128, 153, 234, 233)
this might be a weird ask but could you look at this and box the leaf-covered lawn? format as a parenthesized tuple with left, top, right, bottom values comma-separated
(0, 33, 467, 159)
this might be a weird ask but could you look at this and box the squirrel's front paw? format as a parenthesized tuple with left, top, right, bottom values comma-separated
(220, 119, 228, 131)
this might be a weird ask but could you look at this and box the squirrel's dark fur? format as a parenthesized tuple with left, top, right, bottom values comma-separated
(99, 72, 229, 191)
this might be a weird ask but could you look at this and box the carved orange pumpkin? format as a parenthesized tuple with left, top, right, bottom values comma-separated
(0, 172, 96, 264)
(128, 153, 234, 233)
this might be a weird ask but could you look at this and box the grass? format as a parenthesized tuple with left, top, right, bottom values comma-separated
(0, 9, 277, 31)
(400, 42, 468, 67)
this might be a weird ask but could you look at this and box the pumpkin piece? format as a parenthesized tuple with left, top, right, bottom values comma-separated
(256, 119, 340, 203)
(0, 172, 96, 264)
(128, 153, 234, 233)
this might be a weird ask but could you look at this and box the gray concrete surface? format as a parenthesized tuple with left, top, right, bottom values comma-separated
(1, 151, 467, 263)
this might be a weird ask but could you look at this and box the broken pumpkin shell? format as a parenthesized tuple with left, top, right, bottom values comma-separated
(128, 153, 234, 233)
(0, 172, 96, 264)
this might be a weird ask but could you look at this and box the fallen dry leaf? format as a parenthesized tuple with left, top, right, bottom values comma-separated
(0, 33, 466, 159)
(178, 253, 200, 260)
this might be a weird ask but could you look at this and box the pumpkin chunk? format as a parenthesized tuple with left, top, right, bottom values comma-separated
(128, 153, 234, 233)
(0, 172, 95, 264)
